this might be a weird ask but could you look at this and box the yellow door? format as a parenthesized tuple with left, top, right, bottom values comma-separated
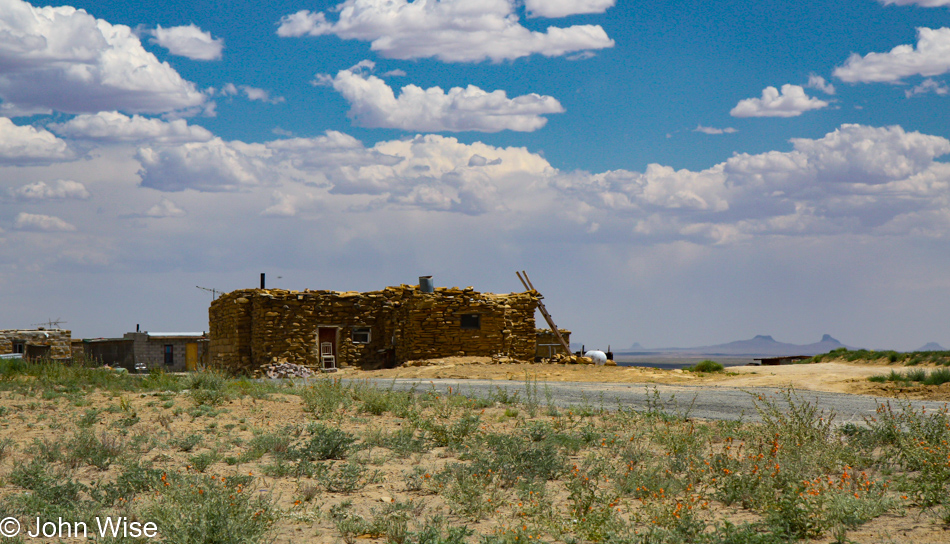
(185, 343, 198, 371)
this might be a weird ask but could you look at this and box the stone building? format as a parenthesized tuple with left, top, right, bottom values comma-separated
(0, 329, 71, 360)
(123, 332, 208, 372)
(209, 282, 540, 374)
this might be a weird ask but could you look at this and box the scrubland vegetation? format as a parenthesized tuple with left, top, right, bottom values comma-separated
(812, 347, 950, 367)
(1, 357, 949, 543)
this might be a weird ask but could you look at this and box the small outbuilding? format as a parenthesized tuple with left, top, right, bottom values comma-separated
(124, 331, 208, 372)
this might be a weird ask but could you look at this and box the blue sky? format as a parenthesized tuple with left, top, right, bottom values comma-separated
(2, 0, 950, 351)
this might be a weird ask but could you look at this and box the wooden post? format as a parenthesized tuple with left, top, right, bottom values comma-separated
(517, 271, 572, 356)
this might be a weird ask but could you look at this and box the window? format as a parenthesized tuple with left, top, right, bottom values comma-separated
(352, 327, 371, 344)
(12, 341, 25, 354)
(460, 314, 480, 330)
(164, 345, 174, 366)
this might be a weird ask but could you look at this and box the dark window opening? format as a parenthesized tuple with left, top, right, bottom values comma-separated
(460, 314, 481, 330)
(12, 341, 25, 354)
(352, 327, 371, 344)
(164, 345, 174, 366)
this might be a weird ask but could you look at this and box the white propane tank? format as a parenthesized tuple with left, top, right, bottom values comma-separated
(584, 350, 607, 366)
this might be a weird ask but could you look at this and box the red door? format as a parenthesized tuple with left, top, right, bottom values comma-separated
(318, 328, 336, 363)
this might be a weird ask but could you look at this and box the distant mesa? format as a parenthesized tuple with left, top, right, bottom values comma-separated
(917, 342, 946, 351)
(617, 334, 850, 357)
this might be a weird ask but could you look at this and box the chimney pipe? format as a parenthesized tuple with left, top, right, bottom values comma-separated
(419, 275, 434, 293)
(136, 324, 140, 333)
(260, 273, 265, 290)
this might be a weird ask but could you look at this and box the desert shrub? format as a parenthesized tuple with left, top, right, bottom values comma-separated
(90, 461, 165, 505)
(7, 458, 90, 520)
(146, 472, 277, 544)
(465, 432, 566, 486)
(243, 430, 293, 461)
(0, 437, 14, 461)
(322, 460, 377, 493)
(688, 360, 725, 373)
(291, 423, 356, 461)
(140, 368, 184, 391)
(923, 367, 950, 386)
(172, 433, 203, 452)
(300, 378, 352, 418)
(423, 412, 481, 448)
(188, 451, 221, 473)
(186, 371, 229, 406)
(64, 429, 124, 470)
(869, 368, 950, 387)
(364, 427, 428, 455)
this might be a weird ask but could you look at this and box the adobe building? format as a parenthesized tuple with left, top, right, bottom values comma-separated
(0, 329, 71, 360)
(208, 281, 541, 374)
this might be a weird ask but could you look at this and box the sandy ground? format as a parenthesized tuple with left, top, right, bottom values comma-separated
(352, 357, 950, 401)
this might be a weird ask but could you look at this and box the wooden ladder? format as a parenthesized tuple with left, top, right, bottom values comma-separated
(517, 271, 572, 357)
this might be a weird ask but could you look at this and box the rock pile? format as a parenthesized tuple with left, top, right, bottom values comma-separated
(255, 361, 318, 379)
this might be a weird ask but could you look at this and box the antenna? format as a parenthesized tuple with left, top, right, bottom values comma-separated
(31, 318, 66, 329)
(196, 285, 221, 300)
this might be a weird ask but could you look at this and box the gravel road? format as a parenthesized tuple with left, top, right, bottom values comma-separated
(351, 377, 949, 424)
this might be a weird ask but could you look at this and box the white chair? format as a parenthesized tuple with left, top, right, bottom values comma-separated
(320, 342, 336, 370)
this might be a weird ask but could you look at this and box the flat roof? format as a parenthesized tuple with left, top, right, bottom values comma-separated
(143, 332, 206, 338)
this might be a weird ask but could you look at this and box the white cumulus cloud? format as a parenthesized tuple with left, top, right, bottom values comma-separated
(558, 123, 950, 242)
(0, 118, 72, 164)
(318, 62, 564, 132)
(145, 198, 186, 217)
(523, 0, 615, 18)
(879, 0, 950, 6)
(50, 111, 213, 143)
(221, 84, 284, 104)
(149, 24, 224, 61)
(261, 191, 298, 217)
(136, 138, 272, 192)
(834, 27, 950, 83)
(806, 74, 836, 95)
(14, 212, 76, 232)
(905, 78, 950, 97)
(694, 125, 737, 135)
(276, 0, 614, 63)
(0, 0, 207, 115)
(12, 179, 89, 200)
(730, 84, 829, 118)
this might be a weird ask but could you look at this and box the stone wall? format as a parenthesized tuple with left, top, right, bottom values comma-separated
(209, 285, 539, 374)
(535, 328, 572, 359)
(0, 329, 72, 360)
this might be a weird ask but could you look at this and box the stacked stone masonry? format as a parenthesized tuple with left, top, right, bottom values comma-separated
(0, 329, 72, 360)
(209, 285, 540, 374)
(535, 328, 572, 360)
